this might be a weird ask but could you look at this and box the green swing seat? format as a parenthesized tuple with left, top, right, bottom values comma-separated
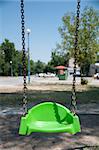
(19, 102, 81, 135)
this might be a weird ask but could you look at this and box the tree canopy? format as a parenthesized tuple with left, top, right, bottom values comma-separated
(53, 7, 99, 75)
(0, 39, 34, 76)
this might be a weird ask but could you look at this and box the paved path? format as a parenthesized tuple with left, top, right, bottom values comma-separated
(0, 76, 99, 87)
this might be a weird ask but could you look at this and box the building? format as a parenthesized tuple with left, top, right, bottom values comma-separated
(68, 58, 80, 75)
(89, 62, 99, 76)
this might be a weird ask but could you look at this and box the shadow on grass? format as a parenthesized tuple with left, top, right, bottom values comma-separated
(0, 86, 99, 107)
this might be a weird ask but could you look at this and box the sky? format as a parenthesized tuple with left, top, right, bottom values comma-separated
(0, 0, 99, 63)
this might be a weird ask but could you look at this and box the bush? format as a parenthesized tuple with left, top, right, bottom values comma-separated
(81, 78, 88, 85)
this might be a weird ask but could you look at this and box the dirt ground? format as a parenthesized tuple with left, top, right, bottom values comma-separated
(0, 84, 93, 93)
(0, 83, 99, 150)
(0, 113, 99, 150)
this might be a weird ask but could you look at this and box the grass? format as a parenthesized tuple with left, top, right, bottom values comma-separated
(0, 85, 99, 107)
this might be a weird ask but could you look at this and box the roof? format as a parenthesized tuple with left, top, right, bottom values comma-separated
(55, 66, 66, 69)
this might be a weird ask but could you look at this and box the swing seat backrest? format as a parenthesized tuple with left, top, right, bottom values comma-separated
(27, 102, 73, 123)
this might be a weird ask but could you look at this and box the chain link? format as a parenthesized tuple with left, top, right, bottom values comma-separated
(71, 0, 80, 114)
(21, 0, 27, 115)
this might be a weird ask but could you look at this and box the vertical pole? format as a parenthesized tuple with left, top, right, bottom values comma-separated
(10, 61, 13, 76)
(11, 64, 13, 77)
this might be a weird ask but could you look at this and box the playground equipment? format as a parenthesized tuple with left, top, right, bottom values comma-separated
(19, 0, 81, 135)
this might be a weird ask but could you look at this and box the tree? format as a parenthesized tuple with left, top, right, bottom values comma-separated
(0, 39, 16, 75)
(30, 60, 35, 75)
(0, 46, 5, 75)
(44, 62, 55, 73)
(78, 7, 99, 76)
(1, 39, 16, 63)
(0, 39, 36, 76)
(34, 60, 45, 74)
(56, 7, 99, 76)
(3, 63, 10, 76)
(50, 51, 69, 66)
(13, 50, 23, 76)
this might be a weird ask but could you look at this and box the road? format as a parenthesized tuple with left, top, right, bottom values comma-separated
(0, 76, 99, 87)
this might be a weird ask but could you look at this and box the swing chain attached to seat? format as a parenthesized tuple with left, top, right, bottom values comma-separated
(71, 0, 80, 114)
(21, 0, 27, 115)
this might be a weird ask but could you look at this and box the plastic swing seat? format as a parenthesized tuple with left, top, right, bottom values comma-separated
(19, 102, 81, 135)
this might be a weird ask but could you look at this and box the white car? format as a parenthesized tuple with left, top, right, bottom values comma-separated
(94, 73, 99, 79)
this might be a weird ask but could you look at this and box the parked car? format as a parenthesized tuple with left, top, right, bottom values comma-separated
(69, 71, 81, 77)
(94, 73, 99, 79)
(75, 71, 80, 77)
(38, 73, 56, 78)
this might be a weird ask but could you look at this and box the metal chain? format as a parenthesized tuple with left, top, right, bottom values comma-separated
(21, 0, 27, 115)
(71, 0, 80, 114)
